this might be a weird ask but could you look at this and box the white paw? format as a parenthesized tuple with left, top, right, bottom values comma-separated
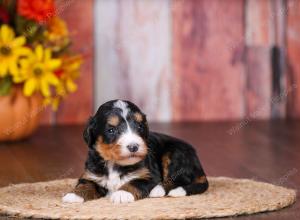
(110, 190, 135, 204)
(149, 185, 166, 198)
(168, 187, 186, 197)
(62, 193, 84, 203)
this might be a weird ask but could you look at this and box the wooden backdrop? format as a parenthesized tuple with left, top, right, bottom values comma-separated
(42, 0, 300, 124)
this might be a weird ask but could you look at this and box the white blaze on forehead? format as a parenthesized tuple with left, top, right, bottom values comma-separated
(113, 100, 129, 119)
(117, 118, 145, 157)
(114, 100, 143, 155)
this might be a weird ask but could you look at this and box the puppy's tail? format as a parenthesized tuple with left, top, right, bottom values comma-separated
(167, 175, 209, 197)
(183, 175, 209, 196)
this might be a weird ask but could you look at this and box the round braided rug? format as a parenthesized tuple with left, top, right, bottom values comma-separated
(0, 177, 296, 219)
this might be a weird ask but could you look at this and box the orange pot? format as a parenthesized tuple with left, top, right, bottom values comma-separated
(0, 86, 43, 141)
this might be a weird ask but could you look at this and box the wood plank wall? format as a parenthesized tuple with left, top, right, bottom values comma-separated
(94, 0, 172, 122)
(287, 0, 300, 118)
(42, 0, 300, 124)
(172, 0, 245, 121)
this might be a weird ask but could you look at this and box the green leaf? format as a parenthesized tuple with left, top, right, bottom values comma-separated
(15, 15, 40, 41)
(0, 76, 12, 96)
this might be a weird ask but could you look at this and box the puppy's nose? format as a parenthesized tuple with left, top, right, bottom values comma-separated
(127, 144, 139, 153)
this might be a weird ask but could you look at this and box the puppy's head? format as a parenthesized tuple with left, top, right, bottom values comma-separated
(83, 100, 149, 166)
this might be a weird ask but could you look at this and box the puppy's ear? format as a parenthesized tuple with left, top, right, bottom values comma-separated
(83, 117, 96, 148)
(143, 114, 149, 137)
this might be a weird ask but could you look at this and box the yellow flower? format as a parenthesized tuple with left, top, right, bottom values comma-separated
(0, 25, 31, 77)
(44, 96, 61, 111)
(54, 55, 82, 96)
(17, 45, 62, 97)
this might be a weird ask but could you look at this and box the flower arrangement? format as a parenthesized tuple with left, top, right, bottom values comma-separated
(0, 0, 82, 110)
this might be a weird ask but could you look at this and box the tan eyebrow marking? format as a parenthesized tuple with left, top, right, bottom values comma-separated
(107, 115, 119, 126)
(133, 112, 143, 122)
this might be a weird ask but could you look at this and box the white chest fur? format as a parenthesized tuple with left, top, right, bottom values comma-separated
(83, 163, 138, 193)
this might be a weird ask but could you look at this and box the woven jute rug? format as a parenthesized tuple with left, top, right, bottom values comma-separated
(0, 177, 296, 219)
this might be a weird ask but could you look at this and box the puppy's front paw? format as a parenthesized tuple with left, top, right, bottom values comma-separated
(110, 190, 135, 204)
(62, 193, 84, 203)
(149, 185, 165, 198)
(168, 187, 186, 197)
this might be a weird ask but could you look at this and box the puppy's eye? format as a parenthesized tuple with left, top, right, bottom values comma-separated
(137, 124, 144, 131)
(107, 127, 116, 134)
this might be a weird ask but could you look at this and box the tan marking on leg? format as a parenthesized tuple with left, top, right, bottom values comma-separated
(73, 181, 101, 201)
(161, 153, 173, 191)
(120, 183, 142, 200)
(162, 152, 171, 181)
(107, 115, 119, 126)
(133, 112, 143, 122)
(118, 168, 150, 200)
(195, 175, 207, 184)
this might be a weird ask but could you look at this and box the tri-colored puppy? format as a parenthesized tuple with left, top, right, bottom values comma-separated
(63, 100, 208, 204)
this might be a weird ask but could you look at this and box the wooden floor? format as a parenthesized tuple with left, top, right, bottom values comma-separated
(0, 121, 299, 219)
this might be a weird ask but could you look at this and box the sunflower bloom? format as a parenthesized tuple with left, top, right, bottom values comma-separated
(18, 45, 61, 97)
(0, 25, 30, 77)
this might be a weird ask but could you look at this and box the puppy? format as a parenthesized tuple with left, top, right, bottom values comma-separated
(63, 100, 208, 204)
